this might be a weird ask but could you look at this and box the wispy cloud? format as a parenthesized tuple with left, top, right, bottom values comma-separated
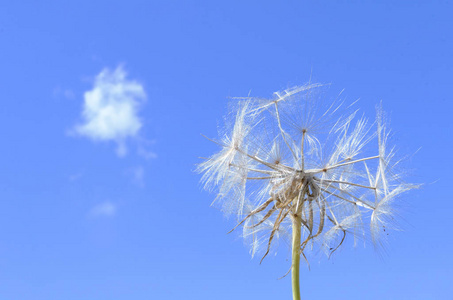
(53, 86, 75, 100)
(68, 172, 83, 182)
(129, 165, 145, 187)
(137, 138, 158, 160)
(72, 66, 146, 156)
(88, 201, 117, 218)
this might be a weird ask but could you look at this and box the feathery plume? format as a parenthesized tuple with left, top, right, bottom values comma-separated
(197, 83, 418, 299)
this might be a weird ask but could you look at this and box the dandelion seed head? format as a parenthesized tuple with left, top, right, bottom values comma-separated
(198, 83, 418, 262)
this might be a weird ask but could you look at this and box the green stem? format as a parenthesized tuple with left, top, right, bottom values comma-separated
(292, 214, 302, 300)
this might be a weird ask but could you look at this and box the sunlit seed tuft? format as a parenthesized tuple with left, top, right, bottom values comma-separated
(198, 84, 418, 262)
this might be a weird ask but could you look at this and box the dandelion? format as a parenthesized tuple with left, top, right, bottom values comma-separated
(197, 83, 418, 300)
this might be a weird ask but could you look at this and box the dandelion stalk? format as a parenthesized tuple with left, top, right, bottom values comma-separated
(291, 208, 302, 300)
(197, 83, 418, 298)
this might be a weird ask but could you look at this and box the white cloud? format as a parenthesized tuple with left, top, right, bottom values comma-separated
(89, 201, 117, 218)
(73, 66, 146, 156)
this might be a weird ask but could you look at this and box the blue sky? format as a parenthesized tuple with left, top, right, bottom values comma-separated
(0, 1, 451, 299)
